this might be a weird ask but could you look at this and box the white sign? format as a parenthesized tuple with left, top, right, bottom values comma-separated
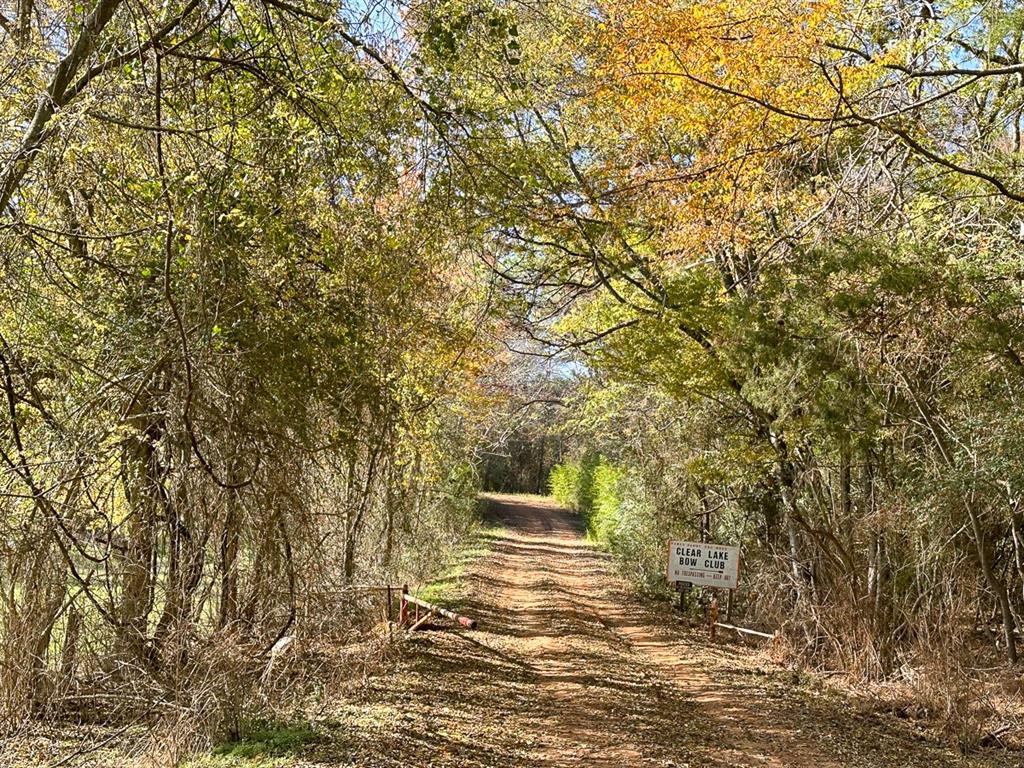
(667, 540, 740, 589)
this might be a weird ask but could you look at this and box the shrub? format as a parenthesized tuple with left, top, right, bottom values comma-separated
(548, 454, 625, 542)
(549, 456, 674, 600)
(588, 461, 624, 541)
(549, 462, 581, 509)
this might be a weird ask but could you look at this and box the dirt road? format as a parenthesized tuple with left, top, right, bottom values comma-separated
(325, 495, 1009, 767)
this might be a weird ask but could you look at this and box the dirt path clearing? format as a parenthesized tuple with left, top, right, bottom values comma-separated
(321, 495, 1010, 768)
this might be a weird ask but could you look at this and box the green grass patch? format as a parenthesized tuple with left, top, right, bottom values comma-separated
(191, 720, 318, 766)
(413, 507, 507, 606)
(189, 755, 289, 768)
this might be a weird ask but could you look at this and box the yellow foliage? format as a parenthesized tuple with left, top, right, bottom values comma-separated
(589, 0, 857, 263)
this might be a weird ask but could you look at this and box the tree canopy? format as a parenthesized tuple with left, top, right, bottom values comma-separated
(2, 0, 1024, 745)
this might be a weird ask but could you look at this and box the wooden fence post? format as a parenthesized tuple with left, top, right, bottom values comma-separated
(709, 594, 719, 640)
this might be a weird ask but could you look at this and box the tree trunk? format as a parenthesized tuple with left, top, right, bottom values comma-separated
(965, 498, 1018, 662)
